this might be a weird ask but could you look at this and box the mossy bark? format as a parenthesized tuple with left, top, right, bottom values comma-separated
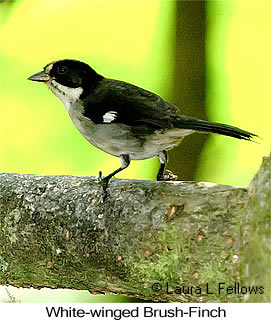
(0, 155, 270, 302)
(241, 155, 271, 302)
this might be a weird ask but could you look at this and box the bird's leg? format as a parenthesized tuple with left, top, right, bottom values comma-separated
(156, 150, 168, 181)
(99, 154, 130, 190)
(156, 150, 178, 181)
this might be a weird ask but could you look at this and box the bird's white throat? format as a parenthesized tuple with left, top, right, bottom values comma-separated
(46, 79, 83, 112)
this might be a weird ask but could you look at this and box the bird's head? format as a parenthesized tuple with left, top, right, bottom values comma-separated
(28, 59, 102, 108)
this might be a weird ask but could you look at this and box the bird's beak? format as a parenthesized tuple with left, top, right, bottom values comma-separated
(28, 70, 51, 82)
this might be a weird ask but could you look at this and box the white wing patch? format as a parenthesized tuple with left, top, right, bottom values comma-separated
(103, 111, 118, 123)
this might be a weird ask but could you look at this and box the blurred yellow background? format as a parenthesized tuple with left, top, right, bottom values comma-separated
(196, 0, 271, 186)
(0, 0, 175, 180)
(0, 0, 270, 302)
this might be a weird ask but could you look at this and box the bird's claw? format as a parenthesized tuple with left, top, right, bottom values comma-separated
(158, 169, 178, 181)
(98, 170, 103, 182)
(164, 169, 178, 181)
(98, 171, 111, 193)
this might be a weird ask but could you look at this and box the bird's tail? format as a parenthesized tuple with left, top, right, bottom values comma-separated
(174, 116, 257, 141)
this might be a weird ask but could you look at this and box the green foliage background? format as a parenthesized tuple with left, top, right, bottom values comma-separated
(0, 0, 175, 180)
(197, 0, 270, 186)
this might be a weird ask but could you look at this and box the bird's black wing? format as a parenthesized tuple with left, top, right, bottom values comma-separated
(82, 78, 178, 129)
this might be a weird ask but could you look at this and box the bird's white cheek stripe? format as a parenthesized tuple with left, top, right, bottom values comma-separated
(51, 80, 83, 100)
(103, 111, 118, 123)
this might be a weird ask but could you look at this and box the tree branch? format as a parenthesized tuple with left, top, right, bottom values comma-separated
(0, 154, 270, 302)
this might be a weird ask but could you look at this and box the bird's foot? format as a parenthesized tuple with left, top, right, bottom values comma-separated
(164, 169, 178, 181)
(157, 169, 178, 181)
(98, 171, 111, 195)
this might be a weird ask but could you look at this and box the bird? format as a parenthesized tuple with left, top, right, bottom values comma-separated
(28, 59, 257, 185)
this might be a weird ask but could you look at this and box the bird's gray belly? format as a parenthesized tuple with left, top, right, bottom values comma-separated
(69, 113, 194, 160)
(69, 115, 147, 159)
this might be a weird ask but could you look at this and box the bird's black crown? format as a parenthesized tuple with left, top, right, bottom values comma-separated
(47, 59, 103, 89)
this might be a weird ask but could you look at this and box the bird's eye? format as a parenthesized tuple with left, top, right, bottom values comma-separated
(57, 65, 68, 75)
